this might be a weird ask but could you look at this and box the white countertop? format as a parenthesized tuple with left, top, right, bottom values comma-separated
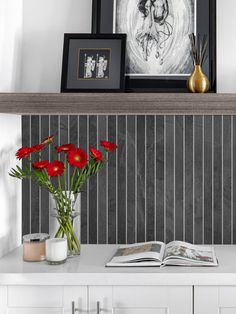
(0, 245, 236, 286)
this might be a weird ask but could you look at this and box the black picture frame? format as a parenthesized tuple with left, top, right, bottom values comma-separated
(61, 34, 126, 92)
(92, 0, 216, 93)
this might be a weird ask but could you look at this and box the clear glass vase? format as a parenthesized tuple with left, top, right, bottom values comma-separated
(50, 192, 81, 256)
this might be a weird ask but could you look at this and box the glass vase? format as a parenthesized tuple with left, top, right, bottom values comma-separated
(50, 192, 81, 256)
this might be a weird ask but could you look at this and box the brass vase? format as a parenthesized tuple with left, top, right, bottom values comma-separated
(187, 65, 209, 93)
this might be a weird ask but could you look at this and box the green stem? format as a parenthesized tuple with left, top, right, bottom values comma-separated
(64, 156, 67, 192)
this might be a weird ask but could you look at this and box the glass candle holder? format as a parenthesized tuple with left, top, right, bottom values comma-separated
(46, 238, 67, 265)
(23, 233, 50, 262)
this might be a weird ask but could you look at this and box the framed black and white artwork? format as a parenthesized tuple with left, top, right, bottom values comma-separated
(92, 0, 216, 92)
(61, 34, 126, 92)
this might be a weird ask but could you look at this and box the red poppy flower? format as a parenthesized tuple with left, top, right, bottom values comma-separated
(46, 160, 64, 177)
(31, 144, 44, 153)
(90, 146, 102, 161)
(16, 147, 32, 160)
(33, 160, 49, 171)
(41, 135, 54, 145)
(55, 144, 75, 154)
(100, 141, 118, 152)
(67, 148, 88, 169)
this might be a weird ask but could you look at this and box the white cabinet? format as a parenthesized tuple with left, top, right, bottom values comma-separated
(195, 286, 236, 314)
(89, 286, 192, 314)
(0, 285, 192, 314)
(0, 286, 87, 314)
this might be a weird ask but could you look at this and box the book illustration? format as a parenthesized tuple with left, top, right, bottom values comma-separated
(114, 243, 162, 257)
(165, 244, 215, 263)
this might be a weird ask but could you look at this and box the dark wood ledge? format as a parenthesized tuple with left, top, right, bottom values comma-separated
(0, 93, 236, 115)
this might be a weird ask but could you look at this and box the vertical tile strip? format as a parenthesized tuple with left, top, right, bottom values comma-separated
(223, 116, 232, 244)
(135, 116, 138, 243)
(175, 116, 184, 241)
(108, 116, 117, 244)
(79, 116, 88, 244)
(204, 116, 213, 244)
(30, 116, 40, 233)
(194, 116, 203, 244)
(202, 116, 205, 244)
(231, 116, 234, 244)
(22, 116, 30, 236)
(88, 116, 98, 244)
(98, 116, 107, 244)
(40, 115, 49, 233)
(185, 116, 193, 243)
(212, 116, 214, 244)
(137, 116, 145, 243)
(156, 116, 164, 242)
(146, 116, 155, 241)
(214, 116, 222, 244)
(166, 116, 174, 243)
(164, 116, 166, 243)
(127, 116, 135, 244)
(183, 116, 186, 241)
(117, 116, 126, 244)
(234, 116, 236, 243)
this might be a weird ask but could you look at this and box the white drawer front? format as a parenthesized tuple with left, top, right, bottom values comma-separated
(8, 286, 63, 308)
(113, 286, 168, 308)
(114, 309, 166, 314)
(219, 287, 236, 307)
(113, 286, 192, 314)
(220, 310, 236, 314)
(8, 309, 63, 314)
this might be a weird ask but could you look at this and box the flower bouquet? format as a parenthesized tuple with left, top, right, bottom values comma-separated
(9, 136, 117, 256)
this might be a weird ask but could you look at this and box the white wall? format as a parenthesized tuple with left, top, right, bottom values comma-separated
(0, 115, 21, 258)
(20, 0, 92, 92)
(217, 0, 236, 93)
(0, 0, 23, 92)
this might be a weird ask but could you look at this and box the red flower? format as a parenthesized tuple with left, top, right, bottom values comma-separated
(41, 135, 54, 145)
(100, 141, 118, 152)
(67, 148, 88, 169)
(46, 160, 64, 177)
(31, 144, 44, 153)
(16, 147, 32, 160)
(90, 147, 102, 161)
(33, 160, 49, 171)
(55, 144, 75, 154)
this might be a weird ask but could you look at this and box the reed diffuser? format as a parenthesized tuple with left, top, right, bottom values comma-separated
(187, 33, 209, 93)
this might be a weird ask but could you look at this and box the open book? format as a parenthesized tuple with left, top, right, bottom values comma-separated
(106, 241, 218, 267)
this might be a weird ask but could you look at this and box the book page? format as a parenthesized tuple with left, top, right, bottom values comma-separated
(109, 241, 165, 264)
(163, 241, 217, 265)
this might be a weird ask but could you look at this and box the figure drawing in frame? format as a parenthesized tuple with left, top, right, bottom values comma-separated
(78, 48, 110, 80)
(114, 0, 195, 76)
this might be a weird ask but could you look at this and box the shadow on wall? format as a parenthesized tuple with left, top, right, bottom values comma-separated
(0, 115, 21, 258)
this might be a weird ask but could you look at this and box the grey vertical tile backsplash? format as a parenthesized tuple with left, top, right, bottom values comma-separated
(22, 115, 236, 245)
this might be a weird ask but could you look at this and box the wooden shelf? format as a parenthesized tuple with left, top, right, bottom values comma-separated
(0, 93, 236, 115)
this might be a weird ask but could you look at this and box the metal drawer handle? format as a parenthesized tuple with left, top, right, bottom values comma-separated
(97, 301, 114, 314)
(97, 301, 101, 313)
(72, 301, 79, 313)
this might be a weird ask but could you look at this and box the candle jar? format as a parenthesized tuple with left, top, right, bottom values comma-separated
(23, 233, 49, 262)
(46, 238, 67, 265)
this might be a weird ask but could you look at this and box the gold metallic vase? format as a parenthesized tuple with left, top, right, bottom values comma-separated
(187, 65, 209, 93)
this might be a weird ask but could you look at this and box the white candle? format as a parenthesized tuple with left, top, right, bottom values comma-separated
(46, 238, 67, 265)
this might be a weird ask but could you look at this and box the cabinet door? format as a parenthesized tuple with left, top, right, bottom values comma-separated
(0, 285, 87, 314)
(89, 286, 192, 314)
(195, 286, 236, 314)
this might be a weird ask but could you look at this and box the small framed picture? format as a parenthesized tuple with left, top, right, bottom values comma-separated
(61, 34, 126, 92)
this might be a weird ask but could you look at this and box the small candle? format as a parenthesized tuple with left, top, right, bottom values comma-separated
(23, 233, 49, 262)
(46, 238, 67, 265)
